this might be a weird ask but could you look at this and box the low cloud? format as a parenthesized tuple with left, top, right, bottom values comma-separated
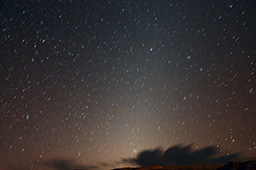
(123, 144, 242, 166)
(44, 158, 98, 170)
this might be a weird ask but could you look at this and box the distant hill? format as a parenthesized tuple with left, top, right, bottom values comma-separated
(112, 160, 256, 170)
(217, 160, 256, 170)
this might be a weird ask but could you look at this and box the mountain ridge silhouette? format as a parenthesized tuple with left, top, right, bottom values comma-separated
(112, 160, 256, 170)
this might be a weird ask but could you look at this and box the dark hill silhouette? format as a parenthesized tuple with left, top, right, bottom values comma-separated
(217, 160, 256, 170)
(112, 160, 256, 170)
(112, 164, 224, 170)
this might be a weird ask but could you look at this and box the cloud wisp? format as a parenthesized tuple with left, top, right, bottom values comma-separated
(44, 158, 98, 170)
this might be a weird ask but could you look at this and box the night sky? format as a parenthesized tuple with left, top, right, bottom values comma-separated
(0, 0, 256, 170)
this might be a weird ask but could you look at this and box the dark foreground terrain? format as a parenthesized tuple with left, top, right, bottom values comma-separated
(112, 160, 256, 170)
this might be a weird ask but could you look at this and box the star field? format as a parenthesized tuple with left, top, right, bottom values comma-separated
(0, 0, 256, 170)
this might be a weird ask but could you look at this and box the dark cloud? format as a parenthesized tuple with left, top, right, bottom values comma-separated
(123, 144, 242, 166)
(44, 158, 98, 170)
